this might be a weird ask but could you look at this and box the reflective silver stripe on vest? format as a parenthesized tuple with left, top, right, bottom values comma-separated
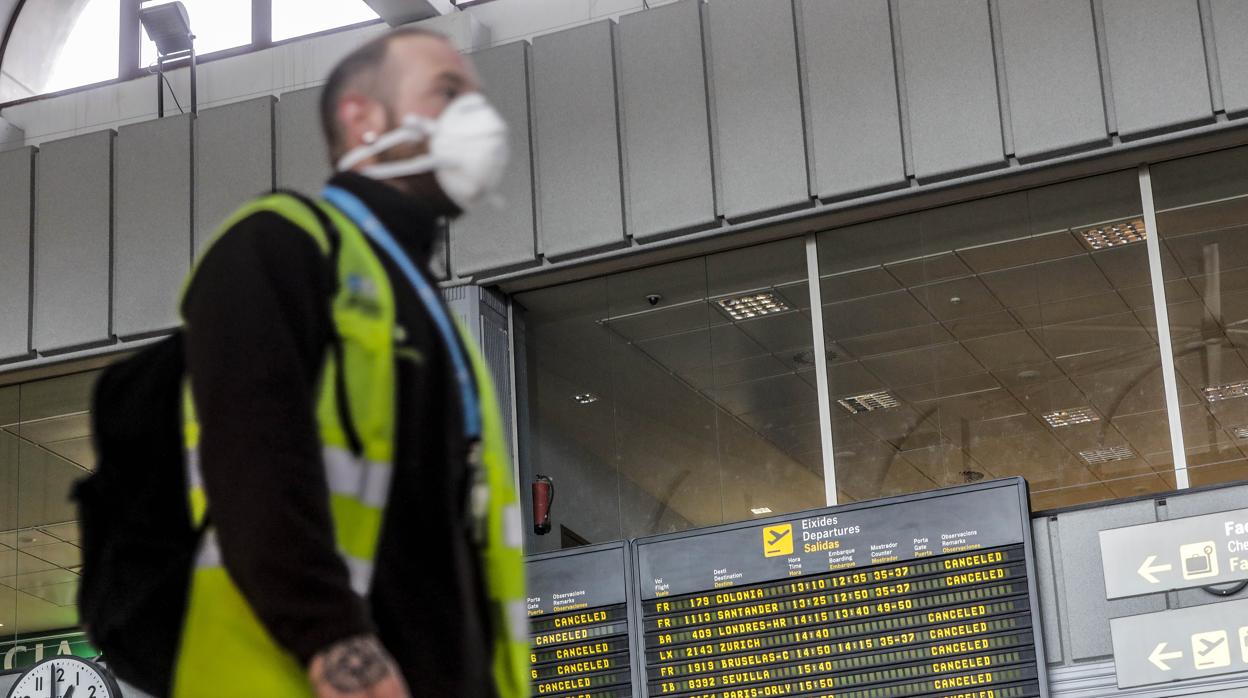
(187, 444, 384, 595)
(344, 554, 374, 596)
(195, 529, 223, 569)
(194, 527, 373, 594)
(186, 448, 203, 490)
(322, 446, 393, 509)
(506, 600, 529, 643)
(503, 504, 522, 549)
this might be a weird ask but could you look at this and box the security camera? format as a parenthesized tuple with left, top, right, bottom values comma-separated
(646, 294, 662, 306)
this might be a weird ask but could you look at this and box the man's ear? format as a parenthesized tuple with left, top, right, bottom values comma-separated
(336, 92, 388, 157)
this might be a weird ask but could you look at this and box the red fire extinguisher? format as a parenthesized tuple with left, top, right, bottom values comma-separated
(532, 475, 554, 535)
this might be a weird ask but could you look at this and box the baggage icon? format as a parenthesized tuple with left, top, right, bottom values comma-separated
(1180, 541, 1219, 580)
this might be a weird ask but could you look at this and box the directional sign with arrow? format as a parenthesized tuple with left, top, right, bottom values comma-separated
(1148, 642, 1183, 671)
(1111, 597, 1248, 689)
(1137, 555, 1172, 585)
(1098, 506, 1248, 599)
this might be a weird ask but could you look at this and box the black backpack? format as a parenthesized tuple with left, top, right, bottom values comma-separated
(73, 192, 353, 696)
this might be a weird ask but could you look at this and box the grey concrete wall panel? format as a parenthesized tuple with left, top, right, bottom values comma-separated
(897, 0, 1004, 179)
(1102, 0, 1213, 137)
(706, 0, 808, 219)
(1211, 0, 1248, 115)
(1031, 517, 1063, 664)
(617, 0, 716, 239)
(1055, 500, 1166, 661)
(276, 86, 329, 196)
(114, 115, 191, 337)
(798, 0, 906, 198)
(33, 131, 113, 352)
(0, 147, 33, 361)
(0, 116, 23, 151)
(531, 22, 625, 257)
(194, 96, 275, 256)
(450, 41, 536, 275)
(997, 0, 1108, 159)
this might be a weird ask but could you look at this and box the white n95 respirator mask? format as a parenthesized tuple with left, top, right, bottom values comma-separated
(336, 93, 509, 210)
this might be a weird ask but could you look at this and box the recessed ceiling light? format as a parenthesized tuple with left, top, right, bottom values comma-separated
(715, 291, 790, 321)
(837, 390, 900, 414)
(1076, 218, 1146, 251)
(1231, 425, 1248, 440)
(750, 507, 773, 515)
(572, 393, 600, 405)
(1203, 381, 1248, 402)
(1079, 445, 1136, 465)
(1042, 407, 1100, 428)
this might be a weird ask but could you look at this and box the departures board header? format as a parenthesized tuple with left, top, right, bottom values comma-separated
(526, 542, 631, 615)
(634, 480, 1028, 599)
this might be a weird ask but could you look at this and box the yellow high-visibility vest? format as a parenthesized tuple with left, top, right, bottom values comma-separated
(175, 193, 528, 697)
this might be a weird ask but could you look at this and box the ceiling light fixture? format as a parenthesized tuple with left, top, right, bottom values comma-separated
(750, 507, 773, 515)
(1076, 218, 1147, 251)
(715, 291, 790, 321)
(1078, 445, 1136, 465)
(1231, 426, 1248, 440)
(837, 390, 900, 414)
(1203, 380, 1248, 402)
(572, 393, 600, 405)
(1042, 407, 1101, 428)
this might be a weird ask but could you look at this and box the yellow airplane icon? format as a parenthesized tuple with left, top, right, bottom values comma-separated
(763, 523, 793, 557)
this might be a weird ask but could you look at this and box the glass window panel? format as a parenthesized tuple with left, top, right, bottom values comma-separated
(1, 384, 17, 645)
(1, 0, 120, 101)
(818, 170, 1174, 512)
(139, 0, 252, 67)
(515, 239, 822, 552)
(0, 368, 101, 662)
(1152, 144, 1248, 489)
(272, 0, 380, 42)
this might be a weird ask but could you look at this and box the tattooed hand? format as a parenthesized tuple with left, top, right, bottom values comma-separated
(309, 635, 410, 698)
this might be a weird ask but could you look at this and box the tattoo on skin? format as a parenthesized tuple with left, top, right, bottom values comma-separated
(318, 636, 392, 692)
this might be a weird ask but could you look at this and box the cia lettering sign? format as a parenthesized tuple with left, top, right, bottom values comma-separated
(0, 631, 99, 671)
(1110, 597, 1248, 689)
(1098, 507, 1248, 599)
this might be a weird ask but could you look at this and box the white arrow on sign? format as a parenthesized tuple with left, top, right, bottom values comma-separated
(1138, 555, 1173, 584)
(1149, 642, 1184, 671)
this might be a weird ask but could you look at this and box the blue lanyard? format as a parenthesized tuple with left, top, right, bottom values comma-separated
(322, 185, 482, 440)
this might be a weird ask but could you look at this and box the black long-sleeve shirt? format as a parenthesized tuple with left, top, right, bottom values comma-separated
(181, 172, 495, 696)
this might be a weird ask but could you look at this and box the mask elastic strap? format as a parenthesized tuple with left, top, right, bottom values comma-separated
(356, 153, 439, 180)
(336, 120, 433, 171)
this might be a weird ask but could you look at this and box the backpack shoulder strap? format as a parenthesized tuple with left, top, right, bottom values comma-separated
(277, 189, 341, 269)
(274, 189, 364, 458)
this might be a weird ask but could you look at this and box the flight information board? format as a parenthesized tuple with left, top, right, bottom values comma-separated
(527, 541, 637, 697)
(631, 478, 1048, 698)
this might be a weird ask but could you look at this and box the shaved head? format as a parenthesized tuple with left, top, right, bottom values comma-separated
(318, 26, 478, 165)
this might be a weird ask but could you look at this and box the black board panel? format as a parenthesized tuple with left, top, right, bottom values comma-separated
(630, 478, 1049, 698)
(526, 541, 638, 697)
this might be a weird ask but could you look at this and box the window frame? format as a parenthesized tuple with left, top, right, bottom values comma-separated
(0, 0, 386, 109)
(512, 160, 1231, 536)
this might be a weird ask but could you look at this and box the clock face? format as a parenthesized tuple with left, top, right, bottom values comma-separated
(6, 657, 119, 698)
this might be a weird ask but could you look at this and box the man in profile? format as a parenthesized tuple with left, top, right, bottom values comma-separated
(175, 26, 526, 698)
